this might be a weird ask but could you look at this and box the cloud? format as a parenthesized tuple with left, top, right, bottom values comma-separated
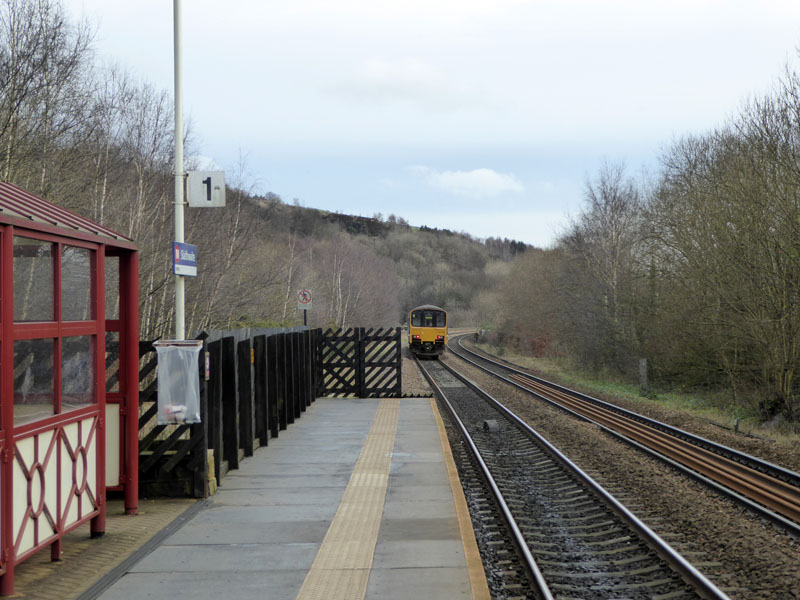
(287, 0, 530, 22)
(410, 166, 524, 198)
(326, 58, 484, 112)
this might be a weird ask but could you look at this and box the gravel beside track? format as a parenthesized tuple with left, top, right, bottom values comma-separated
(402, 343, 434, 396)
(439, 350, 800, 600)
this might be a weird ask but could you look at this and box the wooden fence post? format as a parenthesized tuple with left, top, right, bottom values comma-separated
(190, 335, 209, 497)
(253, 335, 269, 447)
(304, 329, 313, 406)
(296, 332, 306, 413)
(315, 329, 322, 397)
(207, 339, 224, 483)
(237, 338, 254, 457)
(277, 333, 289, 429)
(358, 327, 365, 397)
(267, 334, 281, 435)
(282, 333, 295, 424)
(393, 326, 402, 397)
(221, 336, 240, 470)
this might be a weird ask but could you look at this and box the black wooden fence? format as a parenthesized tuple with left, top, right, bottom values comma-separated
(136, 327, 318, 497)
(317, 327, 401, 398)
(133, 324, 401, 498)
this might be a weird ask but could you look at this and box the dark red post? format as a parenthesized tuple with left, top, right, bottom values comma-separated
(122, 251, 139, 515)
(0, 227, 15, 595)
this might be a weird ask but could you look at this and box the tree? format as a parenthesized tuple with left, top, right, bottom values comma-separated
(0, 0, 93, 184)
(558, 162, 645, 372)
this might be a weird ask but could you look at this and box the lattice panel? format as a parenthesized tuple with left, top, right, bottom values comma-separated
(320, 329, 359, 397)
(319, 327, 401, 398)
(12, 415, 99, 559)
(13, 432, 58, 556)
(361, 328, 401, 398)
(60, 418, 98, 530)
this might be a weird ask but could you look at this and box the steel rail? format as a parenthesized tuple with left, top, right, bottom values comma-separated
(416, 357, 554, 600)
(451, 334, 800, 536)
(507, 372, 800, 522)
(424, 356, 732, 600)
(454, 336, 800, 485)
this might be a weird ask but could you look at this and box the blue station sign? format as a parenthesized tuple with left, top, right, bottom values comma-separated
(173, 241, 198, 277)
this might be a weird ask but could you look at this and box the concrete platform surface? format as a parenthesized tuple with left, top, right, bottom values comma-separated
(76, 397, 489, 600)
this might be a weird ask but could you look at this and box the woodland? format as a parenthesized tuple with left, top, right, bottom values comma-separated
(3, 0, 800, 424)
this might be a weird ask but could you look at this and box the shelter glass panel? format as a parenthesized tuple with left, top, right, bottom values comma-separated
(13, 237, 54, 322)
(62, 245, 94, 321)
(105, 331, 120, 393)
(105, 255, 119, 319)
(13, 338, 55, 425)
(62, 335, 96, 411)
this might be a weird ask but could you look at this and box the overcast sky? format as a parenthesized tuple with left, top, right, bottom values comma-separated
(64, 0, 800, 247)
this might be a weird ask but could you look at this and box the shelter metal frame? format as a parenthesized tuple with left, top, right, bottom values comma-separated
(0, 182, 139, 595)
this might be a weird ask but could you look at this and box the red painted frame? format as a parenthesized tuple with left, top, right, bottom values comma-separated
(0, 198, 138, 596)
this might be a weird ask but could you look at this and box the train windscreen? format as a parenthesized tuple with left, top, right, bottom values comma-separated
(412, 310, 446, 327)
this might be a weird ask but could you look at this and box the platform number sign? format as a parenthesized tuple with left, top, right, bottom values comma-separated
(187, 171, 226, 207)
(297, 289, 312, 311)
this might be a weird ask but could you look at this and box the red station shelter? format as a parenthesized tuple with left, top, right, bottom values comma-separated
(0, 182, 139, 595)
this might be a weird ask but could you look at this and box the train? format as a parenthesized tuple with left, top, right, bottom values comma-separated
(408, 304, 447, 358)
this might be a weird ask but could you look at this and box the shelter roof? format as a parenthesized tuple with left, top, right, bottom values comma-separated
(0, 181, 133, 246)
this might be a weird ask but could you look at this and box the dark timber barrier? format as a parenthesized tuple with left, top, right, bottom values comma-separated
(136, 327, 319, 497)
(132, 325, 400, 497)
(318, 327, 402, 397)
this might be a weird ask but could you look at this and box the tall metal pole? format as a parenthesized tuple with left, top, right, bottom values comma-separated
(173, 0, 185, 340)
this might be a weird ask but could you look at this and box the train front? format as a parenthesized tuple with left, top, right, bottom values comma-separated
(408, 305, 447, 357)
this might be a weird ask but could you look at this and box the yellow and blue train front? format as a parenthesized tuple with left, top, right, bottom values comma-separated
(409, 306, 447, 356)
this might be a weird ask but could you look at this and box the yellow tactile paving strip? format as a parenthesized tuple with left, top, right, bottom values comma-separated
(430, 397, 492, 600)
(296, 398, 399, 600)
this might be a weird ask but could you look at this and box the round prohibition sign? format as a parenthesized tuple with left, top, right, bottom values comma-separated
(297, 289, 312, 305)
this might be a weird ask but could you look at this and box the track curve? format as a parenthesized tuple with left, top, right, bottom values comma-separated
(449, 335, 800, 536)
(418, 355, 731, 600)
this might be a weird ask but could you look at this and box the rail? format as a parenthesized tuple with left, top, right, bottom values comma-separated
(418, 355, 731, 600)
(451, 334, 800, 536)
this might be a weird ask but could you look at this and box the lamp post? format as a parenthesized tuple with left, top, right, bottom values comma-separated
(173, 0, 185, 340)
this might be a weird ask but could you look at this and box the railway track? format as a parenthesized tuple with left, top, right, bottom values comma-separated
(417, 356, 731, 600)
(449, 335, 800, 536)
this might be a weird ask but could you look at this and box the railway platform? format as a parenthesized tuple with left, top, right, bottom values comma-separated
(49, 397, 488, 600)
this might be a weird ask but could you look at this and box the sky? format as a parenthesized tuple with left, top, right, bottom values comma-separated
(63, 0, 800, 247)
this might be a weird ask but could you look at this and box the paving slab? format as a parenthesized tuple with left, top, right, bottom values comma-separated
(365, 567, 472, 600)
(211, 485, 346, 506)
(163, 519, 332, 546)
(129, 543, 319, 573)
(95, 571, 310, 600)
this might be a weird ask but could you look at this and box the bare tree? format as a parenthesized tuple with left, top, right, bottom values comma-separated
(0, 0, 93, 183)
(558, 161, 644, 371)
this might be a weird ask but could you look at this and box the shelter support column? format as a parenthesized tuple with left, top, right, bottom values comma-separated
(92, 245, 108, 537)
(122, 251, 139, 515)
(0, 227, 15, 595)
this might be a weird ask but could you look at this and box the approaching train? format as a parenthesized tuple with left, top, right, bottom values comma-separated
(408, 304, 447, 358)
